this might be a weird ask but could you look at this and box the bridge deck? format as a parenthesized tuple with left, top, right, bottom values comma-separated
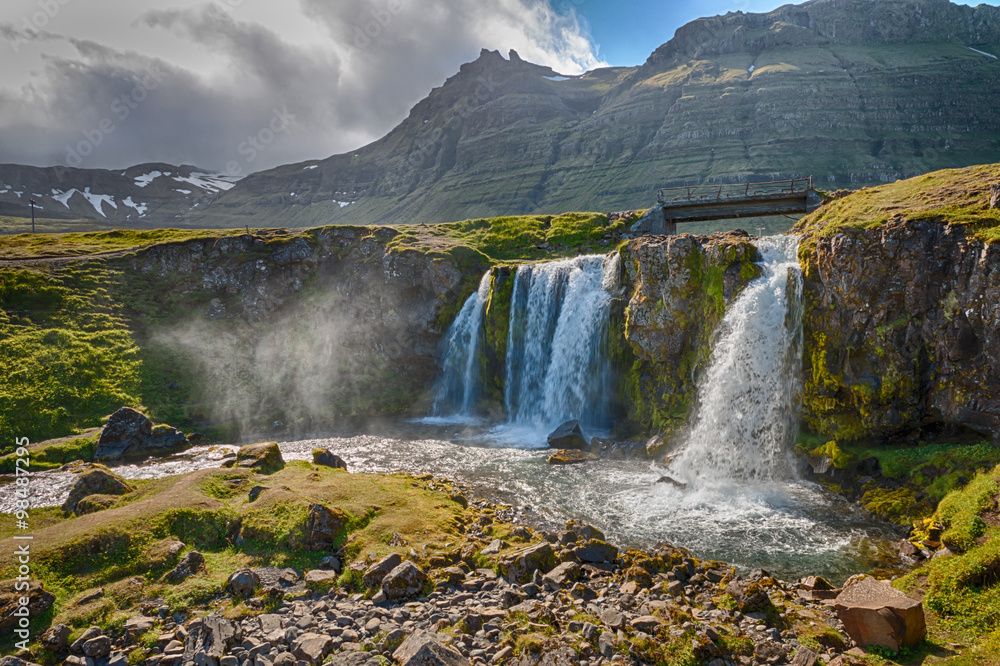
(656, 177, 820, 223)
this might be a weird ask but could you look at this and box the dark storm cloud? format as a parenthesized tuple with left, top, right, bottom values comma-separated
(0, 0, 604, 171)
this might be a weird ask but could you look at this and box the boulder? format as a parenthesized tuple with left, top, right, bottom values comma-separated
(312, 448, 348, 470)
(566, 521, 605, 542)
(833, 577, 926, 650)
(61, 466, 132, 515)
(302, 503, 347, 550)
(546, 420, 587, 450)
(500, 542, 558, 583)
(41, 623, 71, 650)
(75, 494, 120, 515)
(226, 568, 259, 598)
(291, 633, 333, 665)
(183, 616, 238, 663)
(574, 539, 618, 564)
(0, 579, 54, 633)
(95, 407, 152, 459)
(382, 561, 428, 600)
(123, 615, 156, 638)
(95, 407, 188, 459)
(645, 435, 667, 458)
(542, 561, 581, 589)
(363, 554, 403, 588)
(236, 442, 284, 474)
(393, 631, 469, 666)
(304, 569, 339, 587)
(547, 450, 599, 465)
(165, 551, 206, 582)
(82, 635, 111, 659)
(726, 579, 772, 612)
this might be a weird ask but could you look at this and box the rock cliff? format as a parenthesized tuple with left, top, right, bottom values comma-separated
(796, 164, 1000, 441)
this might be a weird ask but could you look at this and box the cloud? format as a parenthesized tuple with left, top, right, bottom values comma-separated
(0, 0, 606, 171)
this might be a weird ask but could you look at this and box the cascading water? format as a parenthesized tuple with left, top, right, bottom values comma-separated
(503, 255, 616, 430)
(430, 273, 492, 417)
(670, 235, 804, 486)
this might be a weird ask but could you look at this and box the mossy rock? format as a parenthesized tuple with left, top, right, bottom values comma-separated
(236, 442, 285, 474)
(808, 440, 855, 470)
(61, 465, 133, 515)
(75, 494, 121, 515)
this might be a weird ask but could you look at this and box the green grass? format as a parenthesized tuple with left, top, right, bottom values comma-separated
(796, 163, 1000, 245)
(0, 432, 98, 473)
(938, 469, 999, 551)
(0, 228, 257, 261)
(387, 211, 633, 264)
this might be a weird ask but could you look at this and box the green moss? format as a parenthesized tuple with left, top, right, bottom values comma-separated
(0, 433, 98, 473)
(937, 468, 999, 551)
(480, 267, 515, 407)
(860, 487, 920, 525)
(809, 440, 855, 469)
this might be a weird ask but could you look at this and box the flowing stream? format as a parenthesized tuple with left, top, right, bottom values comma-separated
(1, 239, 902, 582)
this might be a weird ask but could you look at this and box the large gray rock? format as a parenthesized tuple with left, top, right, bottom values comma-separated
(226, 569, 259, 598)
(392, 631, 469, 666)
(183, 616, 238, 663)
(546, 420, 587, 450)
(363, 554, 403, 588)
(291, 633, 333, 665)
(95, 407, 188, 459)
(381, 561, 428, 600)
(165, 551, 206, 582)
(61, 467, 132, 515)
(500, 542, 558, 584)
(312, 448, 347, 470)
(302, 503, 348, 551)
(833, 577, 926, 650)
(236, 442, 284, 474)
(573, 539, 618, 564)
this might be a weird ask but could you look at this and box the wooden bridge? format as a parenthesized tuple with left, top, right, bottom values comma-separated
(634, 177, 822, 235)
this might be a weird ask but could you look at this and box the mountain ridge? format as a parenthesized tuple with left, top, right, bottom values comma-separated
(2, 0, 1000, 229)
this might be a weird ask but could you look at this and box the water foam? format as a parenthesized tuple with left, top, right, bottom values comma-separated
(670, 236, 804, 486)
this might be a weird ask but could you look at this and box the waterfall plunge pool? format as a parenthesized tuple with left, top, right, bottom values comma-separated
(3, 419, 902, 584)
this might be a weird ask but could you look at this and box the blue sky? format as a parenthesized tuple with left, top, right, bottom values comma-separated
(571, 0, 1000, 66)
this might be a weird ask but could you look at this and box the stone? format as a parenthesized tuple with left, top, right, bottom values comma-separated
(480, 539, 504, 556)
(790, 646, 820, 666)
(833, 577, 926, 650)
(227, 568, 260, 598)
(312, 448, 348, 470)
(566, 521, 605, 542)
(183, 616, 238, 663)
(382, 561, 428, 600)
(645, 435, 667, 458)
(542, 561, 581, 589)
(74, 493, 121, 515)
(302, 503, 348, 550)
(0, 579, 55, 633)
(547, 450, 600, 465)
(41, 623, 71, 649)
(500, 542, 558, 584)
(69, 627, 102, 653)
(82, 635, 111, 659)
(393, 631, 470, 666)
(574, 540, 618, 564)
(546, 420, 587, 450)
(124, 615, 156, 637)
(94, 407, 152, 459)
(726, 579, 771, 612)
(806, 454, 833, 475)
(600, 608, 624, 629)
(236, 442, 285, 474)
(290, 633, 333, 665)
(165, 551, 206, 582)
(304, 569, 338, 586)
(363, 553, 403, 588)
(631, 615, 661, 633)
(61, 466, 132, 515)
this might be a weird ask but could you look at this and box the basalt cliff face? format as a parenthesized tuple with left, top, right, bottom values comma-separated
(799, 220, 1000, 442)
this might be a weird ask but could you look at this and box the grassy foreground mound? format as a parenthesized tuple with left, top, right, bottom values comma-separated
(0, 460, 473, 653)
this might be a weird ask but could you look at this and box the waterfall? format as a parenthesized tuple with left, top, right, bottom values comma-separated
(504, 255, 615, 430)
(430, 273, 492, 416)
(670, 236, 804, 486)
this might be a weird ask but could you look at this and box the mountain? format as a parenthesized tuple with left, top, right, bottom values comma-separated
(183, 0, 1000, 228)
(3, 0, 1000, 230)
(0, 163, 241, 227)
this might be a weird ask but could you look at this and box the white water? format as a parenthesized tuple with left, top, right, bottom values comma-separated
(670, 236, 804, 486)
(503, 255, 615, 431)
(430, 273, 492, 417)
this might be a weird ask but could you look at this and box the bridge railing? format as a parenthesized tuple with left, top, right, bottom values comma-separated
(657, 177, 814, 205)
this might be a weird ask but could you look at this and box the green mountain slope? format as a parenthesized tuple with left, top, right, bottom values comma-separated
(189, 0, 1000, 228)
